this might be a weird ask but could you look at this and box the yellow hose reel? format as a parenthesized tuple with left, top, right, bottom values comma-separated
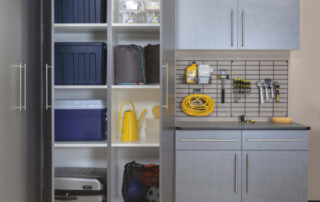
(181, 94, 215, 117)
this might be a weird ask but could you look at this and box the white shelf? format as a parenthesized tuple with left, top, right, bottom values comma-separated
(112, 85, 160, 89)
(54, 23, 108, 34)
(55, 85, 108, 89)
(112, 23, 160, 33)
(112, 137, 159, 147)
(54, 141, 108, 148)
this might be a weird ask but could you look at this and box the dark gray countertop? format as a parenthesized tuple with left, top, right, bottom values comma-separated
(176, 121, 311, 130)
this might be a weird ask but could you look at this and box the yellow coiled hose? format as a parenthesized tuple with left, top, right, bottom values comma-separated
(181, 94, 215, 117)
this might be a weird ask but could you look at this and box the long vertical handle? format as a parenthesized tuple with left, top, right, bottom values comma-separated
(162, 63, 169, 109)
(234, 154, 238, 194)
(265, 86, 269, 101)
(231, 9, 234, 47)
(242, 9, 245, 47)
(18, 63, 22, 111)
(259, 87, 264, 104)
(22, 64, 27, 110)
(46, 64, 52, 110)
(246, 153, 250, 194)
(221, 89, 225, 103)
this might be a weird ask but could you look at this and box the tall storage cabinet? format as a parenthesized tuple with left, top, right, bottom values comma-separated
(43, 0, 176, 201)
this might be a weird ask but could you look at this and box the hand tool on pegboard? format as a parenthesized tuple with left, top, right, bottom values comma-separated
(218, 70, 229, 103)
(257, 82, 264, 104)
(274, 82, 280, 103)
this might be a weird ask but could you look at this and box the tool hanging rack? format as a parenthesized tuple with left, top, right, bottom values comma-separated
(175, 60, 289, 121)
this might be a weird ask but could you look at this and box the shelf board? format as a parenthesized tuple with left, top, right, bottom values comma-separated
(112, 23, 160, 33)
(54, 23, 108, 34)
(54, 141, 108, 148)
(54, 85, 108, 89)
(112, 85, 160, 89)
(112, 137, 159, 147)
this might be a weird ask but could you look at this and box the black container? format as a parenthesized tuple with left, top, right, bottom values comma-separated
(55, 42, 106, 85)
(55, 0, 106, 23)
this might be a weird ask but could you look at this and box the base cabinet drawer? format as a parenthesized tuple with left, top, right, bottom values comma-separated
(176, 130, 241, 150)
(243, 131, 308, 150)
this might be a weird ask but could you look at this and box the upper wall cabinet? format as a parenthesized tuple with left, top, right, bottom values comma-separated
(176, 0, 300, 50)
(176, 0, 238, 50)
(238, 0, 300, 50)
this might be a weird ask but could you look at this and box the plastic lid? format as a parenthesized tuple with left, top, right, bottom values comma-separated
(54, 100, 105, 109)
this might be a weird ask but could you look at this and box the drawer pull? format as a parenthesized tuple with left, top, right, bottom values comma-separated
(246, 139, 305, 142)
(180, 139, 238, 142)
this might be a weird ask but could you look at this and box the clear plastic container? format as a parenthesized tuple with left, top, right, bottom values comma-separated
(144, 0, 160, 11)
(119, 0, 144, 12)
(146, 12, 160, 23)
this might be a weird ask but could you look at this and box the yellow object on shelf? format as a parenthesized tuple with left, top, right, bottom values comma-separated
(272, 117, 292, 124)
(119, 101, 147, 141)
(152, 105, 160, 119)
(181, 94, 215, 117)
(186, 62, 198, 84)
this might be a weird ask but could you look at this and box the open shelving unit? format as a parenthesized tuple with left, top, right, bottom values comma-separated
(50, 0, 161, 202)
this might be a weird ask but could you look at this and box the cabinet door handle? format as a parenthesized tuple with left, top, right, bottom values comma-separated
(162, 63, 169, 109)
(234, 153, 238, 194)
(180, 139, 238, 142)
(246, 153, 250, 194)
(242, 9, 245, 47)
(46, 64, 52, 110)
(16, 63, 22, 111)
(22, 64, 27, 111)
(231, 9, 234, 47)
(246, 139, 305, 142)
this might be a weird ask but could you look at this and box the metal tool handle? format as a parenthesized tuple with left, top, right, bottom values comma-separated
(231, 9, 234, 47)
(222, 88, 225, 103)
(259, 86, 264, 104)
(180, 139, 238, 142)
(22, 64, 27, 111)
(246, 153, 250, 194)
(242, 9, 245, 47)
(271, 86, 274, 99)
(235, 153, 238, 194)
(265, 86, 269, 101)
(46, 64, 52, 110)
(162, 63, 169, 109)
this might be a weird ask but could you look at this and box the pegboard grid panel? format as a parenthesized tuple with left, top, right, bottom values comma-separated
(176, 60, 288, 120)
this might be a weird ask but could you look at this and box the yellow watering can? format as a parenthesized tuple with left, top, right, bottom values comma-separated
(119, 101, 147, 141)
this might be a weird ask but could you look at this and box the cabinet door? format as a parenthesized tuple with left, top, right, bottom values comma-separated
(242, 151, 308, 202)
(176, 0, 237, 50)
(176, 151, 241, 202)
(238, 0, 300, 50)
(42, 0, 54, 201)
(160, 0, 176, 201)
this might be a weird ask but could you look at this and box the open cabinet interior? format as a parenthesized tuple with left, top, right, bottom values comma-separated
(50, 0, 161, 201)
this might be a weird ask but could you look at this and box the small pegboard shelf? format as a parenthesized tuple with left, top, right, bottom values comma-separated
(176, 60, 289, 121)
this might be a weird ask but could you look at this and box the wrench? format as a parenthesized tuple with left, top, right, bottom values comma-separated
(257, 82, 264, 104)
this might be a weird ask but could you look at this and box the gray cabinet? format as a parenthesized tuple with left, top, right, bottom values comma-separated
(176, 0, 237, 50)
(238, 0, 300, 50)
(242, 151, 308, 202)
(176, 151, 241, 202)
(176, 0, 300, 50)
(175, 130, 308, 202)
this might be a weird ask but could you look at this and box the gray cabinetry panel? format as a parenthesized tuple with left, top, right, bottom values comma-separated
(176, 0, 237, 50)
(238, 0, 300, 50)
(242, 151, 308, 202)
(176, 151, 241, 202)
(176, 130, 241, 150)
(243, 130, 308, 151)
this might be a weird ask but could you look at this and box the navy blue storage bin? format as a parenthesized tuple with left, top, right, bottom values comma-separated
(55, 42, 106, 85)
(55, 100, 106, 141)
(55, 0, 106, 23)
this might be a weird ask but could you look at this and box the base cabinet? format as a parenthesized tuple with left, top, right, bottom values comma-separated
(175, 130, 308, 202)
(176, 151, 241, 202)
(242, 151, 308, 202)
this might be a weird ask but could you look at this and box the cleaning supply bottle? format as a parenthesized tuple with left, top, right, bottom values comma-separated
(186, 62, 198, 84)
